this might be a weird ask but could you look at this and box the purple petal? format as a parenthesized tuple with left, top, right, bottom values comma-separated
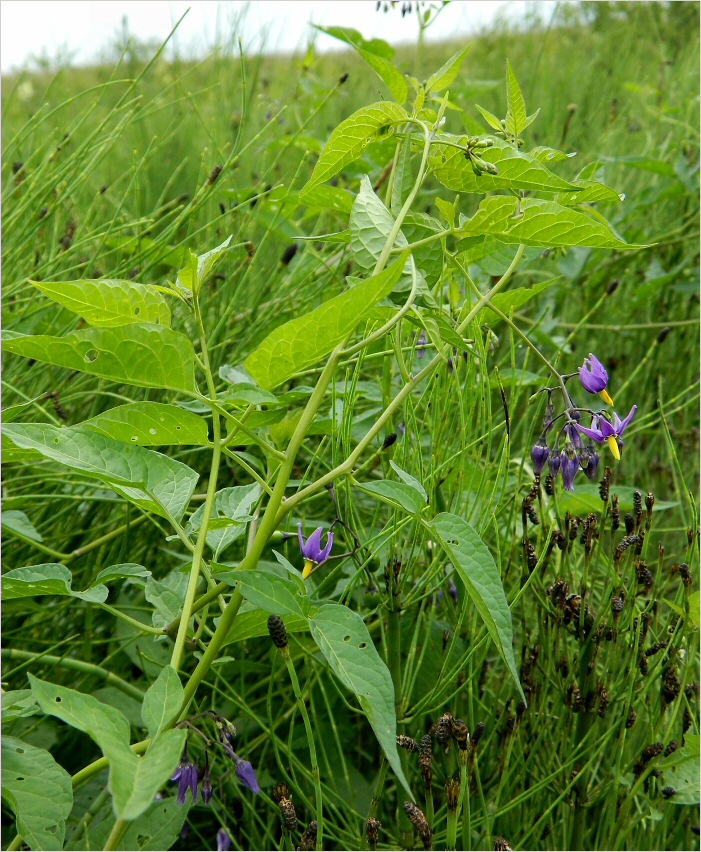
(305, 527, 323, 559)
(217, 828, 232, 851)
(317, 531, 334, 564)
(617, 404, 637, 434)
(598, 418, 617, 439)
(576, 422, 604, 443)
(578, 353, 608, 394)
(297, 523, 305, 552)
(235, 759, 260, 794)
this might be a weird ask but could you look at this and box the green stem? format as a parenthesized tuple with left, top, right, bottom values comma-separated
(171, 298, 223, 671)
(282, 649, 324, 850)
(1, 649, 144, 701)
(103, 817, 127, 851)
(461, 758, 470, 851)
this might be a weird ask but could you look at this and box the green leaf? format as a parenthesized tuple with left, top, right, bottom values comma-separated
(475, 104, 503, 132)
(402, 213, 445, 285)
(31, 279, 171, 327)
(214, 567, 311, 617)
(658, 735, 700, 805)
(312, 26, 395, 60)
(429, 513, 524, 699)
(425, 45, 471, 94)
(141, 666, 183, 740)
(301, 102, 408, 196)
(81, 402, 209, 446)
(389, 460, 428, 502)
(2, 564, 109, 603)
(88, 796, 190, 850)
(430, 138, 579, 193)
(29, 677, 186, 821)
(2, 736, 73, 851)
(555, 178, 624, 206)
(2, 325, 196, 392)
(457, 196, 642, 249)
(355, 479, 426, 515)
(222, 606, 310, 645)
(2, 509, 42, 542)
(484, 277, 559, 320)
(244, 249, 408, 389)
(184, 484, 262, 557)
(2, 691, 40, 722)
(528, 146, 577, 164)
(3, 424, 199, 522)
(309, 604, 412, 798)
(505, 60, 527, 136)
(94, 564, 152, 584)
(351, 176, 410, 272)
(688, 590, 700, 629)
(176, 236, 232, 297)
(390, 134, 415, 217)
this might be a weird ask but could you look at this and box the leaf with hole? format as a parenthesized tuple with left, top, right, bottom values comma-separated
(3, 424, 199, 522)
(1, 736, 73, 851)
(301, 102, 408, 196)
(244, 250, 408, 389)
(2, 324, 195, 392)
(309, 604, 412, 798)
(81, 402, 209, 447)
(31, 278, 171, 327)
(428, 513, 524, 699)
(2, 564, 109, 603)
(29, 676, 186, 821)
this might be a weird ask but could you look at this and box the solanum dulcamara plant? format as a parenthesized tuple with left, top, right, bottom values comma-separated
(2, 32, 645, 852)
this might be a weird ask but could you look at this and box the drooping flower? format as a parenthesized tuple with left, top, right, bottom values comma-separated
(576, 405, 637, 461)
(579, 354, 614, 406)
(200, 756, 213, 805)
(217, 828, 232, 851)
(234, 757, 260, 794)
(530, 439, 550, 475)
(548, 450, 561, 478)
(416, 330, 428, 359)
(447, 577, 458, 603)
(560, 446, 580, 491)
(579, 446, 600, 481)
(172, 753, 198, 805)
(298, 524, 334, 580)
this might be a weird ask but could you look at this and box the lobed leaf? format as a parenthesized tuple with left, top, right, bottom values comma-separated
(29, 677, 186, 821)
(31, 278, 171, 327)
(244, 250, 408, 389)
(2, 324, 196, 392)
(1, 736, 73, 851)
(2, 563, 109, 603)
(429, 513, 524, 699)
(3, 424, 199, 522)
(300, 102, 408, 196)
(309, 604, 412, 798)
(81, 402, 209, 447)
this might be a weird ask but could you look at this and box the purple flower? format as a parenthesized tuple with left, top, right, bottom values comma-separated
(217, 828, 232, 851)
(172, 754, 198, 805)
(548, 451, 561, 478)
(560, 446, 579, 491)
(201, 759, 213, 805)
(447, 577, 458, 603)
(576, 405, 637, 461)
(298, 523, 334, 579)
(416, 330, 427, 359)
(579, 447, 600, 481)
(530, 439, 550, 475)
(234, 757, 260, 794)
(579, 353, 614, 405)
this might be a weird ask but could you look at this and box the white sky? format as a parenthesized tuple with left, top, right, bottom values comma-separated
(0, 1, 548, 73)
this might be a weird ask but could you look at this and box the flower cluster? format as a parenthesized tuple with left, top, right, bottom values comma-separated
(530, 353, 638, 492)
(171, 715, 260, 808)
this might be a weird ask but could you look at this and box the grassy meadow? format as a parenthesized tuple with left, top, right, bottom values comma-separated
(2, 2, 699, 851)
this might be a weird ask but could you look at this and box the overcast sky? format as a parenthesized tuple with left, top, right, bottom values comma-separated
(0, 1, 547, 73)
